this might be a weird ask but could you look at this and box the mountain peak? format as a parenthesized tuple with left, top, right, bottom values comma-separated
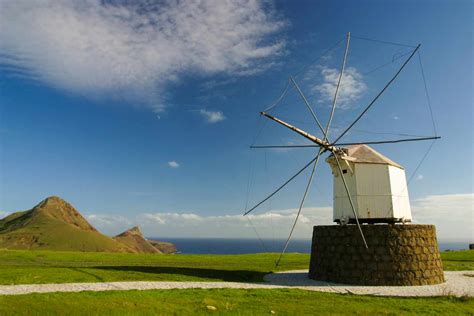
(43, 195, 66, 202)
(116, 226, 143, 238)
(37, 196, 73, 208)
(33, 196, 97, 232)
(114, 226, 161, 253)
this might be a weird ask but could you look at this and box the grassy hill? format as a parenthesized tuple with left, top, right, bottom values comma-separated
(0, 196, 175, 253)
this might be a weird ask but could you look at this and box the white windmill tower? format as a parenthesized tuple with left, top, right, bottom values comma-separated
(326, 144, 412, 225)
(243, 33, 444, 286)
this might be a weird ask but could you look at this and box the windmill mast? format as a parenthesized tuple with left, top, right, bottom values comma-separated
(259, 112, 340, 153)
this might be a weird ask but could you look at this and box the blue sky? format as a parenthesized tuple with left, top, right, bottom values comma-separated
(0, 0, 472, 241)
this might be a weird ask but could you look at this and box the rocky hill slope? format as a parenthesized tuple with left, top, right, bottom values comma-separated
(113, 226, 176, 254)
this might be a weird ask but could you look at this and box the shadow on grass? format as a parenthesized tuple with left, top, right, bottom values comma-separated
(93, 266, 268, 282)
(68, 267, 105, 282)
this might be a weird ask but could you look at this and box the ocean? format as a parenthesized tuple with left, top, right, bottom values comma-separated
(149, 238, 470, 254)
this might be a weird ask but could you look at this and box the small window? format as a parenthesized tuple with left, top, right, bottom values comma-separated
(342, 169, 347, 174)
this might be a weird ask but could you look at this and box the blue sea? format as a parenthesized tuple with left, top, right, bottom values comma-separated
(149, 238, 470, 254)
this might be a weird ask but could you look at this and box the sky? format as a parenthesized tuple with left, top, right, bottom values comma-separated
(0, 0, 472, 243)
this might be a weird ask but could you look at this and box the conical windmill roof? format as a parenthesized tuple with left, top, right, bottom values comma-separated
(329, 144, 404, 169)
(346, 144, 404, 169)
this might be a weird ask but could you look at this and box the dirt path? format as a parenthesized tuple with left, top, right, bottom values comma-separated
(0, 271, 472, 297)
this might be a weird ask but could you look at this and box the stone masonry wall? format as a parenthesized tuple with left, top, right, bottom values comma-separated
(308, 224, 444, 286)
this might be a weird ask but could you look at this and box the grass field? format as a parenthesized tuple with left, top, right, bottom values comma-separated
(0, 288, 472, 315)
(0, 250, 310, 284)
(0, 249, 472, 315)
(441, 250, 474, 271)
(0, 249, 472, 285)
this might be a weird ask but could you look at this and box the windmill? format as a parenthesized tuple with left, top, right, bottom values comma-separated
(243, 33, 440, 271)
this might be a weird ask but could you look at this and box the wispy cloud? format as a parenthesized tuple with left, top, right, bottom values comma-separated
(168, 161, 180, 168)
(201, 78, 239, 90)
(412, 193, 473, 241)
(88, 206, 333, 238)
(312, 66, 367, 108)
(86, 193, 474, 241)
(415, 174, 424, 181)
(0, 0, 286, 112)
(87, 214, 132, 234)
(199, 109, 226, 123)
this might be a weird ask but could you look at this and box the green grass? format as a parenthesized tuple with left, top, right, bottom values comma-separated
(0, 250, 472, 315)
(0, 250, 309, 284)
(0, 288, 472, 315)
(441, 250, 474, 271)
(0, 249, 472, 285)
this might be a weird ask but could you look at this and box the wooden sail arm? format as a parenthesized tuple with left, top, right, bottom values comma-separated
(260, 112, 337, 151)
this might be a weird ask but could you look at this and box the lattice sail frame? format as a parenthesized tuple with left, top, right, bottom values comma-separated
(243, 33, 439, 266)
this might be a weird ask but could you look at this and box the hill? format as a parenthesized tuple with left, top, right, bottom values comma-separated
(113, 226, 176, 254)
(148, 239, 177, 254)
(0, 196, 175, 253)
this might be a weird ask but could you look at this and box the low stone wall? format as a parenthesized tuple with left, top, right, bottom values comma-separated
(308, 224, 444, 286)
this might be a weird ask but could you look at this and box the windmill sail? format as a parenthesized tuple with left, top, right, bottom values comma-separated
(244, 32, 438, 265)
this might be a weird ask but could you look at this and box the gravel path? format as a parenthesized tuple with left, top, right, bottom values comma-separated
(263, 270, 474, 297)
(0, 271, 472, 297)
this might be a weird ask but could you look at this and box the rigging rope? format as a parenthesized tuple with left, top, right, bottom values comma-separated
(417, 51, 438, 136)
(351, 35, 417, 48)
(398, 51, 438, 187)
(243, 155, 319, 216)
(332, 44, 421, 145)
(244, 116, 271, 254)
(246, 216, 270, 253)
(378, 49, 438, 216)
(389, 50, 439, 199)
(262, 78, 291, 113)
(264, 149, 276, 251)
(387, 139, 437, 217)
(408, 140, 436, 186)
(263, 114, 433, 138)
(292, 37, 345, 78)
(245, 118, 263, 212)
(276, 149, 322, 266)
(290, 76, 326, 135)
(363, 50, 412, 76)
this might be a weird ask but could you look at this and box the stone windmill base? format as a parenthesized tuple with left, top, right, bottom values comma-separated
(308, 224, 445, 286)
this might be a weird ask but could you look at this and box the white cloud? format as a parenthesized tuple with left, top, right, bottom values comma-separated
(87, 214, 132, 234)
(0, 0, 286, 112)
(168, 161, 180, 168)
(312, 66, 367, 108)
(88, 206, 332, 238)
(85, 193, 474, 242)
(415, 174, 424, 181)
(199, 109, 226, 123)
(412, 193, 474, 242)
(393, 115, 400, 120)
